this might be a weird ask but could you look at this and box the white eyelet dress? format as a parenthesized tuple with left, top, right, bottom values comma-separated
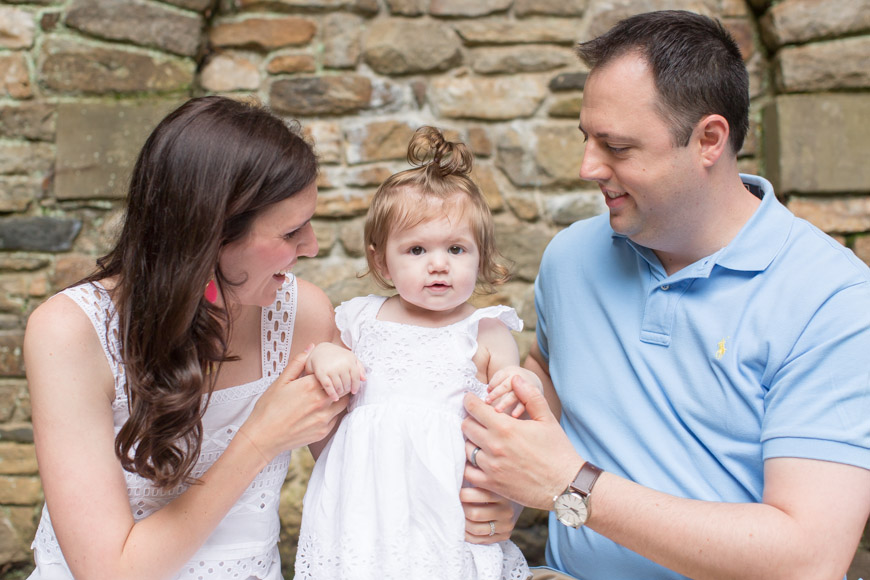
(295, 295, 531, 580)
(29, 275, 299, 580)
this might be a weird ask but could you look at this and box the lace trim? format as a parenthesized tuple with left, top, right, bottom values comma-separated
(295, 531, 530, 580)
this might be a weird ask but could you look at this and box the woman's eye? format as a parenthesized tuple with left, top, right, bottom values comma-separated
(448, 246, 464, 255)
(410, 246, 424, 256)
(284, 230, 300, 240)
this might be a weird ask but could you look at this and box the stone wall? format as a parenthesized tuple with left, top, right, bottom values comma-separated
(1, 0, 868, 576)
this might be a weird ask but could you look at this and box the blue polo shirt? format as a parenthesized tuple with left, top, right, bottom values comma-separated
(535, 174, 870, 579)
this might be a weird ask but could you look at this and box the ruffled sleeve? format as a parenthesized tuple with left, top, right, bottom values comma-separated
(335, 295, 387, 350)
(458, 305, 523, 360)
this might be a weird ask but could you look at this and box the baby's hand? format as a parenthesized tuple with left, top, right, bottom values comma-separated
(305, 343, 366, 402)
(486, 366, 543, 418)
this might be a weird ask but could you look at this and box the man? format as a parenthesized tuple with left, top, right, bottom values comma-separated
(462, 10, 870, 579)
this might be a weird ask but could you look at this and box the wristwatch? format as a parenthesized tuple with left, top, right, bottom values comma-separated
(553, 461, 603, 528)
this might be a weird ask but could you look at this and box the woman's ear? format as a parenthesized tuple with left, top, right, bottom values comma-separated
(695, 114, 730, 168)
(369, 244, 390, 280)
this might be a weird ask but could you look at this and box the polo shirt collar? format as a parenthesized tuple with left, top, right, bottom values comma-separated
(613, 174, 792, 277)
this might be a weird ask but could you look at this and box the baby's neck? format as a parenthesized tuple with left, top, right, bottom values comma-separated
(376, 296, 475, 328)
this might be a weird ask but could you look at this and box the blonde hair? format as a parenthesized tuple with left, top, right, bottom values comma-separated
(364, 126, 510, 294)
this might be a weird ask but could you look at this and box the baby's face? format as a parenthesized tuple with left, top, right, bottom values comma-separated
(379, 209, 479, 319)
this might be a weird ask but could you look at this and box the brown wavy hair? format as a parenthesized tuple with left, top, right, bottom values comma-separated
(364, 126, 510, 294)
(84, 96, 318, 489)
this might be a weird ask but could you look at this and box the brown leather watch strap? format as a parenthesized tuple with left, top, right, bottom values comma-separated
(570, 461, 603, 498)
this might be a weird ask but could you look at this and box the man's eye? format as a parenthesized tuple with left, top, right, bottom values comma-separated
(606, 144, 629, 154)
(448, 246, 464, 255)
(410, 246, 424, 256)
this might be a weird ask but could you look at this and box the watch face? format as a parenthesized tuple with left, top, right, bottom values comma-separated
(555, 492, 588, 528)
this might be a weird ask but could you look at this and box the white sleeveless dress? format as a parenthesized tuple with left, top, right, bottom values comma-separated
(295, 295, 531, 580)
(29, 276, 300, 580)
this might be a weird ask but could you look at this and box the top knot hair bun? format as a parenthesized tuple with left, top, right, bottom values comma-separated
(406, 126, 474, 179)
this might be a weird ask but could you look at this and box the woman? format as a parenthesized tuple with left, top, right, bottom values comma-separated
(24, 96, 520, 580)
(24, 96, 346, 579)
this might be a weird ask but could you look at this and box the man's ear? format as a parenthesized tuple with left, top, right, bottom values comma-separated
(369, 244, 390, 280)
(695, 114, 731, 168)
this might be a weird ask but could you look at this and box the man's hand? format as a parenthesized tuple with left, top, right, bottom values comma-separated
(463, 374, 582, 510)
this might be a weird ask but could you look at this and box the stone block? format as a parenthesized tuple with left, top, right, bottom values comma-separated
(548, 96, 582, 119)
(0, 176, 40, 212)
(66, 0, 204, 57)
(493, 214, 554, 282)
(472, 164, 505, 211)
(470, 46, 575, 74)
(0, 217, 80, 252)
(429, 75, 547, 120)
(515, 0, 587, 16)
(854, 235, 870, 267)
(39, 37, 195, 94)
(0, 53, 32, 99)
(235, 0, 375, 11)
(545, 190, 606, 226)
(270, 75, 373, 116)
(0, 442, 36, 475)
(199, 53, 260, 92)
(337, 216, 366, 257)
(384, 0, 426, 15)
(0, 475, 42, 504)
(467, 126, 493, 157)
(0, 142, 52, 176)
(454, 18, 579, 45)
(496, 122, 585, 187)
(580, 0, 718, 41)
(0, 102, 56, 141)
(158, 0, 214, 11)
(722, 16, 756, 62)
(0, 505, 37, 563)
(787, 196, 870, 234)
(503, 191, 540, 221)
(209, 16, 316, 51)
(345, 120, 416, 164)
(0, 6, 35, 49)
(775, 36, 870, 92)
(266, 53, 316, 74)
(343, 164, 395, 187)
(549, 71, 588, 92)
(303, 121, 343, 165)
(363, 18, 462, 75)
(0, 330, 24, 377)
(763, 93, 870, 194)
(761, 0, 870, 48)
(54, 99, 181, 200)
(314, 190, 373, 218)
(0, 423, 33, 444)
(430, 0, 511, 17)
(52, 254, 99, 291)
(322, 13, 362, 69)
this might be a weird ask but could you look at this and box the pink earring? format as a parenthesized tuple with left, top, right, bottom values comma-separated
(204, 279, 218, 304)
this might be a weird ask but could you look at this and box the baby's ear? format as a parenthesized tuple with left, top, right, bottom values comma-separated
(369, 244, 390, 280)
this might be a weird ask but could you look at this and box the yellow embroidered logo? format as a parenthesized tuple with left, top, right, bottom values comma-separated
(715, 338, 727, 360)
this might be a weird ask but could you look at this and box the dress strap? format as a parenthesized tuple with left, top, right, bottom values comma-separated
(262, 274, 298, 379)
(59, 282, 127, 402)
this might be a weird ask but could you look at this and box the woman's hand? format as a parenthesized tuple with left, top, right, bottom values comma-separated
(242, 345, 348, 460)
(461, 486, 523, 544)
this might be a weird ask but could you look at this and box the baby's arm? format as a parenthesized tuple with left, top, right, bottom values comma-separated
(475, 318, 544, 418)
(305, 342, 366, 402)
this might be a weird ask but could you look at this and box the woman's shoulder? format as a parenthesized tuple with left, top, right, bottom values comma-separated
(292, 277, 338, 345)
